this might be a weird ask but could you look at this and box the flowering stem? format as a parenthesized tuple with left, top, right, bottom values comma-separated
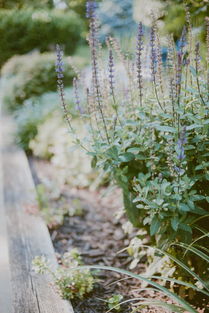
(195, 42, 206, 106)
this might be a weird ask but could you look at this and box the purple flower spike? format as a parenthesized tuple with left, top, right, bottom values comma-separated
(179, 26, 187, 54)
(73, 77, 83, 114)
(55, 44, 73, 131)
(195, 42, 201, 67)
(55, 44, 64, 79)
(150, 26, 157, 81)
(108, 49, 115, 96)
(177, 126, 187, 161)
(86, 1, 97, 18)
(136, 22, 144, 106)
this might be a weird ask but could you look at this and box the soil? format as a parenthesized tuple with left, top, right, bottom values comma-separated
(29, 157, 207, 313)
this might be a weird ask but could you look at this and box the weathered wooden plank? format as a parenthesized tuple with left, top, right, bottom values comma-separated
(1, 116, 74, 313)
(0, 113, 13, 313)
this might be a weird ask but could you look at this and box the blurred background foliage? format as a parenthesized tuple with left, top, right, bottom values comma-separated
(97, 0, 137, 41)
(0, 0, 54, 9)
(161, 0, 208, 40)
(0, 9, 85, 67)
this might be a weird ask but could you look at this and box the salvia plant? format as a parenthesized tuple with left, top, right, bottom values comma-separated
(55, 1, 209, 302)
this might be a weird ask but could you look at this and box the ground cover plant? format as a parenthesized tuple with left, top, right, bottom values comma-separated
(32, 249, 95, 300)
(54, 1, 209, 310)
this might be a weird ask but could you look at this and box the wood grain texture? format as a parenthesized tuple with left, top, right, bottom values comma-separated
(1, 116, 74, 313)
(0, 113, 13, 313)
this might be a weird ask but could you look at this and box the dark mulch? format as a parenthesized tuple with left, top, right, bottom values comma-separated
(50, 187, 139, 313)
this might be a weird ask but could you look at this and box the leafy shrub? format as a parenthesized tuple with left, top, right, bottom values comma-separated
(0, 9, 85, 67)
(29, 110, 99, 188)
(14, 91, 60, 151)
(32, 249, 95, 300)
(1, 53, 86, 111)
(57, 6, 209, 252)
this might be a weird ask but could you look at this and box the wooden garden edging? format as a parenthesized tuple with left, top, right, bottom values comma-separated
(0, 115, 74, 313)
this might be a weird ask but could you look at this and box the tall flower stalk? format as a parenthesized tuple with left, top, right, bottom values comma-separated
(86, 0, 110, 143)
(206, 17, 209, 101)
(136, 22, 144, 107)
(55, 44, 73, 132)
(194, 42, 206, 106)
(150, 24, 164, 112)
(108, 49, 121, 128)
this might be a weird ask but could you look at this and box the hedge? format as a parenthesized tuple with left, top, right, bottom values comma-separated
(0, 9, 85, 67)
(1, 52, 87, 111)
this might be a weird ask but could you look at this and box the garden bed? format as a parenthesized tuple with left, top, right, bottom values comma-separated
(29, 157, 183, 313)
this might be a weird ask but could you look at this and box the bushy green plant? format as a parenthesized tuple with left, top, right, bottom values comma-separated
(32, 249, 95, 300)
(1, 53, 86, 111)
(13, 92, 59, 151)
(55, 4, 209, 308)
(56, 5, 209, 250)
(0, 9, 85, 67)
(29, 110, 99, 188)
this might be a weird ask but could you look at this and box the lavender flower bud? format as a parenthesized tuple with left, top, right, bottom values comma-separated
(178, 26, 187, 55)
(136, 22, 144, 106)
(73, 77, 83, 114)
(55, 44, 64, 80)
(86, 1, 97, 19)
(108, 49, 115, 96)
(55, 45, 73, 131)
(194, 42, 201, 71)
(176, 51, 183, 97)
(177, 126, 187, 161)
(174, 166, 184, 175)
(150, 26, 157, 81)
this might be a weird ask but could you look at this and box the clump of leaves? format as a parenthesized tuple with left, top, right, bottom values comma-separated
(32, 249, 95, 300)
(107, 294, 124, 311)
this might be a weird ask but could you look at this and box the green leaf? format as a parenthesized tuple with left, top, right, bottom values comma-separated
(187, 124, 203, 130)
(179, 223, 192, 234)
(127, 147, 141, 154)
(91, 156, 97, 168)
(190, 66, 197, 77)
(195, 162, 209, 170)
(171, 217, 179, 231)
(106, 145, 118, 159)
(155, 125, 176, 133)
(150, 216, 161, 236)
(118, 152, 135, 162)
(179, 203, 190, 212)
